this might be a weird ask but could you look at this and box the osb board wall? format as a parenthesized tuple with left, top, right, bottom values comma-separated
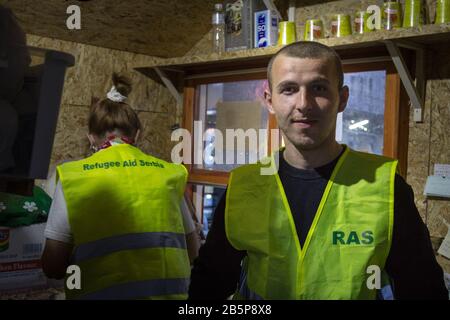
(3, 0, 216, 58)
(419, 43, 450, 275)
(26, 34, 182, 173)
(184, 30, 214, 56)
(408, 47, 450, 273)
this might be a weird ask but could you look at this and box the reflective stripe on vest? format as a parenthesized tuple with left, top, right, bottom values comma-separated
(225, 147, 397, 300)
(72, 232, 187, 264)
(58, 144, 190, 300)
(77, 278, 190, 300)
(237, 269, 395, 300)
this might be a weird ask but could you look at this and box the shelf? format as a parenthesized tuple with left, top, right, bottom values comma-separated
(135, 23, 450, 76)
(135, 23, 450, 123)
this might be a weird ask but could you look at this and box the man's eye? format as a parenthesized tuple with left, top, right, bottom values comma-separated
(312, 84, 327, 92)
(281, 87, 296, 94)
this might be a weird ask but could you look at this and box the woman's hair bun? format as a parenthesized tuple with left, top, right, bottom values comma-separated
(112, 72, 132, 98)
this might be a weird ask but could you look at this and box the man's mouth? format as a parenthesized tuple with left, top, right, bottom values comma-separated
(291, 118, 318, 128)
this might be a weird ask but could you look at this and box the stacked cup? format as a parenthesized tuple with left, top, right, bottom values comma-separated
(331, 14, 352, 37)
(435, 0, 450, 24)
(304, 19, 324, 40)
(354, 10, 373, 34)
(403, 0, 423, 27)
(278, 21, 297, 45)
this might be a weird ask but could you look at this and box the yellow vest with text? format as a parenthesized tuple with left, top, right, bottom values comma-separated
(57, 144, 190, 300)
(225, 147, 397, 300)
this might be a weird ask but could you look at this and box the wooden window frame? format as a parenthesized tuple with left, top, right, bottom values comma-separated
(183, 60, 410, 189)
(183, 72, 278, 187)
(343, 61, 409, 177)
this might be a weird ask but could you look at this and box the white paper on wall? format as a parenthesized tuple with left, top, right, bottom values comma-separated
(438, 221, 450, 259)
(434, 164, 450, 177)
(438, 233, 450, 259)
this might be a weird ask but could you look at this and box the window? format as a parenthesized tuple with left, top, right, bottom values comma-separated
(183, 72, 279, 186)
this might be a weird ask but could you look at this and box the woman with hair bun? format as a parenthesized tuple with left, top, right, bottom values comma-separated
(42, 73, 198, 300)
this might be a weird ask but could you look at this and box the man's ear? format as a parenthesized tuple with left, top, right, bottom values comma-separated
(338, 85, 349, 113)
(264, 89, 275, 114)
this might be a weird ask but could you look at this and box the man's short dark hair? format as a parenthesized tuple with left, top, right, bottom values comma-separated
(267, 41, 344, 91)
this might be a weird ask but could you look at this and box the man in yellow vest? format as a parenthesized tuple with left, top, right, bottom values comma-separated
(41, 74, 199, 300)
(189, 42, 448, 299)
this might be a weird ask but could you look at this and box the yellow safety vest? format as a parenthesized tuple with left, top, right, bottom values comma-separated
(57, 144, 190, 300)
(225, 147, 397, 299)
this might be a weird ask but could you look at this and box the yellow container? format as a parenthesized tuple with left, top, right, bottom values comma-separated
(331, 14, 352, 37)
(278, 21, 297, 45)
(435, 0, 450, 24)
(403, 0, 423, 27)
(354, 11, 373, 34)
(383, 2, 402, 30)
(304, 19, 324, 41)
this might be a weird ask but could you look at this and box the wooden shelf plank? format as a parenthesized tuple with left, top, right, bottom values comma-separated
(134, 23, 450, 72)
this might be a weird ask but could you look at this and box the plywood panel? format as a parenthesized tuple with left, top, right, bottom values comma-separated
(137, 111, 179, 162)
(407, 80, 432, 222)
(425, 44, 450, 238)
(3, 0, 217, 58)
(26, 35, 181, 173)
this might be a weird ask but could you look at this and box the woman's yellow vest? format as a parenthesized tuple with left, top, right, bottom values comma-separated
(57, 144, 190, 300)
(225, 147, 397, 300)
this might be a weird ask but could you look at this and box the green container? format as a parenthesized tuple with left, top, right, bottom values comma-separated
(304, 19, 324, 41)
(383, 2, 402, 30)
(354, 11, 373, 34)
(403, 0, 423, 27)
(331, 14, 352, 37)
(0, 186, 51, 228)
(435, 0, 450, 24)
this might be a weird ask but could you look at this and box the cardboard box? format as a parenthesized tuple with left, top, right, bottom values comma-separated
(0, 223, 48, 292)
(225, 0, 266, 51)
(254, 10, 279, 48)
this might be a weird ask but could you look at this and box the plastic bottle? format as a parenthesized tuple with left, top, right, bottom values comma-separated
(212, 3, 225, 53)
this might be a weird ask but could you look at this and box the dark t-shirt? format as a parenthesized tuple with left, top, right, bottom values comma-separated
(189, 148, 448, 300)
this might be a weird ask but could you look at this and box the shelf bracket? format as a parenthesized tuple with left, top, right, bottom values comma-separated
(263, 0, 282, 21)
(384, 40, 425, 123)
(154, 67, 182, 107)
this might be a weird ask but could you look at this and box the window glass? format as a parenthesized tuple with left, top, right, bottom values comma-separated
(195, 80, 269, 171)
(337, 70, 386, 155)
(191, 184, 226, 237)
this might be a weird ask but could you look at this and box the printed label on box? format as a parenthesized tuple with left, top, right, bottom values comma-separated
(254, 10, 278, 48)
(0, 223, 48, 292)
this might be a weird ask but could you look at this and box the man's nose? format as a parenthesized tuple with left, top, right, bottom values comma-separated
(295, 87, 311, 113)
